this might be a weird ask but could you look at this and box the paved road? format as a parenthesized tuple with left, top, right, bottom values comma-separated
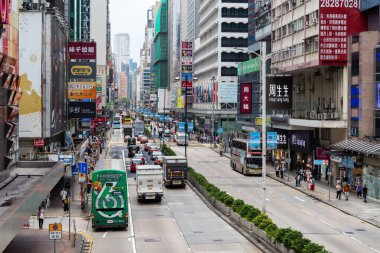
(86, 129, 263, 253)
(171, 145, 380, 253)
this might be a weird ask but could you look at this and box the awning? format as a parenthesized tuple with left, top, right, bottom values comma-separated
(331, 139, 380, 157)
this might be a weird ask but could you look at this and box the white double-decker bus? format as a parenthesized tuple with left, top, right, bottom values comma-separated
(230, 139, 262, 176)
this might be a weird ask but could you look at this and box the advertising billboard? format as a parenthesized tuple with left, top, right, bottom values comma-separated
(0, 0, 10, 24)
(68, 101, 96, 118)
(68, 82, 96, 99)
(218, 83, 238, 103)
(68, 42, 96, 60)
(19, 12, 43, 138)
(319, 0, 367, 66)
(290, 131, 313, 153)
(240, 83, 252, 114)
(50, 16, 67, 136)
(266, 76, 292, 110)
(193, 82, 214, 103)
(68, 62, 96, 80)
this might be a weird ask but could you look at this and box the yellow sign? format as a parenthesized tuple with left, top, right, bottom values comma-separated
(49, 223, 62, 231)
(255, 117, 271, 126)
(177, 88, 183, 108)
(71, 65, 93, 76)
(68, 82, 96, 99)
(49, 223, 62, 240)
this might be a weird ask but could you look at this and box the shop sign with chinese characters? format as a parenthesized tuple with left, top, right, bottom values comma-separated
(240, 83, 252, 114)
(68, 82, 96, 99)
(266, 76, 292, 110)
(319, 0, 366, 66)
(68, 42, 96, 60)
(68, 101, 96, 118)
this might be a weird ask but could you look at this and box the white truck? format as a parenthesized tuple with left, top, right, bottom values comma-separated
(134, 120, 144, 137)
(135, 165, 163, 202)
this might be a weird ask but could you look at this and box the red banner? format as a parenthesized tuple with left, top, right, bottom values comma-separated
(316, 147, 330, 160)
(0, 0, 9, 24)
(319, 0, 367, 66)
(34, 139, 45, 147)
(96, 95, 102, 115)
(240, 83, 252, 114)
(68, 42, 96, 60)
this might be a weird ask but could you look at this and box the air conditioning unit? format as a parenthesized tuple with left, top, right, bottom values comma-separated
(330, 102, 336, 109)
(324, 103, 330, 109)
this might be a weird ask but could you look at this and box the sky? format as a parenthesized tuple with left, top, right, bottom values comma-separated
(109, 0, 157, 64)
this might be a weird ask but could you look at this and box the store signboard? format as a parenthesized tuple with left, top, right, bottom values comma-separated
(68, 102, 96, 118)
(68, 82, 96, 99)
(240, 83, 252, 114)
(267, 132, 278, 149)
(68, 42, 96, 60)
(68, 62, 96, 80)
(249, 132, 261, 149)
(218, 83, 238, 103)
(290, 131, 313, 153)
(266, 76, 292, 110)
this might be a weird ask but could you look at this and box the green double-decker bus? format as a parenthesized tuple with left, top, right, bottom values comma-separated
(91, 159, 128, 229)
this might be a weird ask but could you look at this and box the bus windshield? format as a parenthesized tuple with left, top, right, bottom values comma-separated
(246, 158, 262, 169)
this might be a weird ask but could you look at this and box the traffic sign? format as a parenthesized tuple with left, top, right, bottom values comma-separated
(78, 162, 88, 175)
(49, 223, 62, 240)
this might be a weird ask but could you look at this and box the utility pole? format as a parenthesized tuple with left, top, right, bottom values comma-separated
(211, 77, 216, 149)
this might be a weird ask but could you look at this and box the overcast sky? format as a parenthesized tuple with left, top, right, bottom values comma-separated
(109, 0, 157, 64)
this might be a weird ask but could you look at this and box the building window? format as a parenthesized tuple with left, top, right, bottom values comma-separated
(351, 52, 359, 76)
(221, 37, 248, 47)
(321, 128, 330, 141)
(221, 8, 248, 18)
(222, 23, 248, 33)
(221, 67, 237, 76)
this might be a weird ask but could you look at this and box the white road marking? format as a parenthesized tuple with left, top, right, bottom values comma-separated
(371, 248, 380, 253)
(266, 198, 271, 202)
(173, 218, 176, 222)
(319, 219, 336, 229)
(102, 232, 108, 238)
(127, 183, 137, 253)
(180, 231, 183, 236)
(300, 209, 314, 217)
(294, 196, 305, 202)
(188, 247, 192, 252)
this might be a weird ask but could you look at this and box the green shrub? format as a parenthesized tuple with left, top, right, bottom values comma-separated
(252, 213, 269, 227)
(239, 204, 253, 218)
(265, 223, 278, 239)
(291, 237, 311, 253)
(246, 207, 261, 221)
(223, 195, 234, 207)
(302, 242, 325, 253)
(232, 199, 245, 212)
(258, 218, 273, 230)
(215, 191, 228, 202)
(274, 228, 292, 243)
(283, 230, 303, 248)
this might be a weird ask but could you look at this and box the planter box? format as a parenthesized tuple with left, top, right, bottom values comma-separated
(230, 210, 242, 225)
(215, 200, 231, 216)
(275, 241, 295, 253)
(241, 218, 253, 231)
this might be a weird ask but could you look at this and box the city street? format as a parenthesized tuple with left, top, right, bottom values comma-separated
(171, 145, 380, 253)
(85, 130, 263, 253)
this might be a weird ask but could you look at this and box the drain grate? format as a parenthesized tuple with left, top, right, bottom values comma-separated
(213, 239, 223, 242)
(345, 232, 354, 234)
(355, 229, 366, 231)
(155, 214, 164, 217)
(193, 231, 203, 234)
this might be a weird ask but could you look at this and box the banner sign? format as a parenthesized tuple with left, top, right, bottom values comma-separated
(267, 132, 278, 149)
(240, 83, 252, 114)
(319, 0, 367, 66)
(34, 139, 45, 147)
(276, 130, 288, 150)
(0, 0, 10, 24)
(267, 76, 292, 109)
(68, 42, 96, 60)
(249, 132, 261, 149)
(290, 131, 313, 153)
(178, 122, 185, 132)
(237, 58, 261, 75)
(218, 83, 238, 103)
(188, 122, 194, 132)
(68, 101, 96, 118)
(68, 62, 96, 80)
(68, 82, 96, 99)
(181, 41, 193, 74)
(96, 95, 102, 115)
(58, 154, 75, 165)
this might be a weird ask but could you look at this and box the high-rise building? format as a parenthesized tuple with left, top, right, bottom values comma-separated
(192, 0, 249, 133)
(114, 33, 131, 73)
(69, 0, 91, 41)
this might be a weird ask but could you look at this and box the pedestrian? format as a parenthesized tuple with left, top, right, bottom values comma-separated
(60, 188, 68, 205)
(363, 184, 368, 203)
(336, 183, 342, 200)
(356, 183, 362, 198)
(280, 165, 284, 179)
(37, 207, 44, 229)
(343, 183, 350, 201)
(63, 197, 69, 216)
(275, 162, 280, 177)
(295, 174, 301, 187)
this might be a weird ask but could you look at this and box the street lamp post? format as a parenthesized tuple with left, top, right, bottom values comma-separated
(236, 42, 269, 213)
(211, 77, 216, 148)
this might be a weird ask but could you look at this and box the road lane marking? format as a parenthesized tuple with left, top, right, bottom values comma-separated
(301, 209, 315, 217)
(319, 219, 336, 229)
(371, 248, 380, 253)
(188, 247, 192, 252)
(294, 196, 305, 202)
(102, 232, 108, 238)
(180, 231, 183, 236)
(127, 182, 136, 253)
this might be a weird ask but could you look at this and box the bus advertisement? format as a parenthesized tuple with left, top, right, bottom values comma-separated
(91, 159, 128, 229)
(230, 139, 262, 175)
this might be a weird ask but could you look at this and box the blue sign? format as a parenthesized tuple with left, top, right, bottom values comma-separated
(165, 115, 170, 120)
(159, 115, 164, 122)
(155, 113, 159, 118)
(178, 122, 185, 132)
(217, 127, 223, 135)
(78, 162, 88, 175)
(181, 73, 193, 81)
(249, 132, 261, 149)
(188, 122, 194, 132)
(82, 118, 90, 123)
(59, 154, 74, 165)
(71, 165, 78, 176)
(267, 132, 278, 149)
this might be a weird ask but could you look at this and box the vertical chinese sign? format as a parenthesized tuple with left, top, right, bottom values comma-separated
(240, 83, 252, 114)
(319, 0, 367, 66)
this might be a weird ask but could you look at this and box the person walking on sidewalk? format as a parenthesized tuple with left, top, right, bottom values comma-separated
(275, 161, 280, 177)
(336, 183, 342, 200)
(60, 188, 68, 205)
(37, 207, 44, 229)
(63, 197, 69, 216)
(343, 183, 350, 201)
(295, 174, 301, 187)
(363, 185, 368, 203)
(356, 183, 362, 198)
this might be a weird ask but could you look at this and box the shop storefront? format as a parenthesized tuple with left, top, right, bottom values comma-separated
(329, 153, 363, 187)
(363, 156, 380, 200)
(269, 129, 290, 170)
(313, 147, 330, 181)
(290, 131, 314, 175)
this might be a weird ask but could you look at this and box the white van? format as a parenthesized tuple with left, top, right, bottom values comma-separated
(175, 132, 189, 146)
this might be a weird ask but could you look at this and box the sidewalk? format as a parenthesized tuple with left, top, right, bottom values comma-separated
(210, 147, 380, 229)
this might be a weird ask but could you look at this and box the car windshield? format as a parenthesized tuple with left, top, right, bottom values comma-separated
(132, 159, 142, 164)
